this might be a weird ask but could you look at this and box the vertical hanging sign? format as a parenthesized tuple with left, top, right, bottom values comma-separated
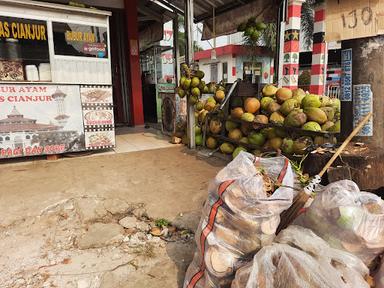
(341, 48, 352, 101)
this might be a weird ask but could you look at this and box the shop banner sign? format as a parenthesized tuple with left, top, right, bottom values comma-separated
(157, 83, 175, 93)
(0, 16, 47, 41)
(0, 85, 85, 158)
(341, 49, 352, 101)
(353, 84, 373, 136)
(0, 16, 50, 67)
(52, 22, 108, 58)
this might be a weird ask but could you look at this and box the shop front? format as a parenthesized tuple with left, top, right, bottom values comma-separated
(0, 1, 115, 158)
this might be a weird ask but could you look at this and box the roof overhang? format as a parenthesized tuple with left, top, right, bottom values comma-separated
(30, 0, 279, 48)
(200, 0, 279, 40)
(194, 44, 273, 60)
(145, 0, 279, 40)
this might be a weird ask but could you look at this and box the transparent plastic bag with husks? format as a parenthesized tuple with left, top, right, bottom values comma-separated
(375, 258, 384, 288)
(183, 152, 297, 288)
(294, 180, 384, 266)
(232, 225, 370, 288)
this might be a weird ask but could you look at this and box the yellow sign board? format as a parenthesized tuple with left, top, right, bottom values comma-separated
(325, 0, 384, 41)
(0, 20, 47, 41)
(65, 31, 96, 43)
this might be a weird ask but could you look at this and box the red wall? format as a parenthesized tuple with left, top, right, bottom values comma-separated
(124, 0, 144, 126)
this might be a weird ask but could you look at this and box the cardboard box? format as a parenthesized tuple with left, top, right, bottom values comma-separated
(325, 0, 384, 41)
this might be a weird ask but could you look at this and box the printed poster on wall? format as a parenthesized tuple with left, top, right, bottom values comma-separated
(80, 86, 115, 150)
(0, 84, 85, 158)
(353, 84, 373, 136)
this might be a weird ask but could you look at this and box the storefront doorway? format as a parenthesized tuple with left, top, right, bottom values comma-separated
(109, 10, 131, 126)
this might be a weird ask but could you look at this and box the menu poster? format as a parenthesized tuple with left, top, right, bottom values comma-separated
(82, 108, 114, 127)
(80, 86, 113, 104)
(84, 130, 115, 150)
(80, 85, 115, 150)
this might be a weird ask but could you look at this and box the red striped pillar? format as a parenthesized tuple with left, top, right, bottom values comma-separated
(282, 0, 305, 89)
(310, 2, 327, 95)
(270, 59, 274, 83)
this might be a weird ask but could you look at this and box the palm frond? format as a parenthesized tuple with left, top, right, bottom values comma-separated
(262, 23, 277, 51)
(300, 0, 317, 50)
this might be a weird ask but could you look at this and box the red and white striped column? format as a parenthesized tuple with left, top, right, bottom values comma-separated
(310, 1, 327, 95)
(270, 59, 275, 83)
(282, 0, 305, 89)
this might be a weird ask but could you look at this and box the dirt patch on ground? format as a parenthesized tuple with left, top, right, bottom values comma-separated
(1, 195, 195, 287)
(0, 147, 225, 287)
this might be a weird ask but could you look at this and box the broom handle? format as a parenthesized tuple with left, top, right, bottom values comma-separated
(318, 112, 372, 177)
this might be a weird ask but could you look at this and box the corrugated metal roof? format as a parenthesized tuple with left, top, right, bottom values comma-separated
(150, 0, 279, 40)
(168, 0, 262, 22)
(146, 0, 279, 23)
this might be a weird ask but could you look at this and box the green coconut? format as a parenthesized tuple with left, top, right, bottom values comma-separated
(280, 99, 299, 116)
(232, 147, 247, 159)
(302, 94, 321, 108)
(302, 121, 322, 132)
(248, 132, 266, 147)
(281, 138, 294, 154)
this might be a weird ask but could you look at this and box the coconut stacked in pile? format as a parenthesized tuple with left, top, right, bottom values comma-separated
(206, 85, 341, 158)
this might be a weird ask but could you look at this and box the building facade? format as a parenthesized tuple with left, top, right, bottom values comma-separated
(194, 45, 274, 84)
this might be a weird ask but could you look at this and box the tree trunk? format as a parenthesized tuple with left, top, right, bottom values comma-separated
(341, 36, 384, 149)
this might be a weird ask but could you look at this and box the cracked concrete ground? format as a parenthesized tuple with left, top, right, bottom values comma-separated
(0, 147, 225, 288)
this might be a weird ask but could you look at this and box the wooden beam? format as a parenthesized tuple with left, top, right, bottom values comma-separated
(138, 16, 157, 22)
(138, 4, 164, 22)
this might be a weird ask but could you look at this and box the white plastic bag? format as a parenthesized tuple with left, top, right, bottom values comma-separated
(184, 152, 296, 288)
(232, 225, 370, 288)
(294, 180, 384, 266)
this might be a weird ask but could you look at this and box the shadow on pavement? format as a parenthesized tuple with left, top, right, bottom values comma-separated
(166, 209, 203, 287)
(180, 146, 228, 168)
(166, 240, 196, 287)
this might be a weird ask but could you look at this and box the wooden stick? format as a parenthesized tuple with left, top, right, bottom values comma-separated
(276, 112, 373, 234)
(318, 112, 372, 177)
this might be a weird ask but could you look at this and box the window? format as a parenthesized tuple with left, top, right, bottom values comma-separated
(222, 62, 228, 83)
(26, 135, 30, 140)
(0, 16, 50, 81)
(210, 63, 218, 83)
(5, 136, 10, 141)
(0, 137, 2, 141)
(243, 62, 262, 83)
(52, 22, 108, 58)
